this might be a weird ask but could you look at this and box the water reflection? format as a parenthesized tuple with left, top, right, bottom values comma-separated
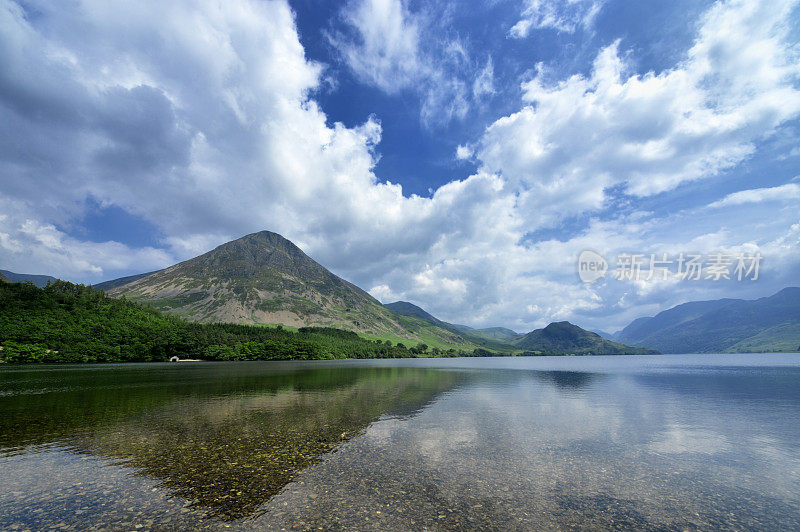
(248, 363, 800, 530)
(532, 369, 601, 389)
(0, 364, 464, 523)
(2, 356, 800, 530)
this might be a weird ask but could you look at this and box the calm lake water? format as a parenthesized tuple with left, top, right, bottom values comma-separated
(2, 354, 800, 530)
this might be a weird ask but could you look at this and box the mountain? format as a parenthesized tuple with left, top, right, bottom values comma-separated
(93, 271, 158, 291)
(469, 326, 520, 342)
(589, 329, 615, 341)
(614, 299, 739, 342)
(0, 268, 157, 292)
(0, 280, 471, 364)
(0, 272, 10, 283)
(108, 231, 478, 349)
(615, 288, 800, 353)
(384, 301, 443, 324)
(384, 301, 517, 352)
(514, 321, 659, 355)
(0, 270, 58, 288)
(452, 324, 521, 342)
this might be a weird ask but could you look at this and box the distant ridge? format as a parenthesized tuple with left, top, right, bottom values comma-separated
(614, 299, 739, 342)
(384, 301, 518, 352)
(0, 270, 58, 288)
(454, 325, 520, 342)
(94, 271, 159, 291)
(614, 287, 800, 353)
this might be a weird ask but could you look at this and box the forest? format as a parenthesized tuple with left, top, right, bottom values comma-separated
(0, 280, 479, 363)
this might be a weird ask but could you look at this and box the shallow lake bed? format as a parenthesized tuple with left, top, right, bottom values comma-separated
(2, 354, 800, 530)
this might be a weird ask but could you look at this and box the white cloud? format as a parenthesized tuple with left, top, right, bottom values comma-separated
(455, 144, 473, 160)
(367, 283, 397, 302)
(481, 0, 800, 230)
(0, 209, 173, 279)
(509, 0, 604, 38)
(472, 57, 495, 98)
(708, 183, 800, 208)
(328, 0, 487, 127)
(0, 0, 799, 333)
(329, 0, 424, 92)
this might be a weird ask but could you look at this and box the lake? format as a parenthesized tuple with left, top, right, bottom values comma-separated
(2, 354, 800, 530)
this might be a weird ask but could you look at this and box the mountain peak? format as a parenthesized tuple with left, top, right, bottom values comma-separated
(541, 321, 597, 337)
(110, 230, 380, 326)
(516, 321, 657, 355)
(384, 301, 439, 323)
(543, 321, 581, 330)
(770, 287, 800, 300)
(165, 230, 328, 282)
(235, 230, 298, 249)
(106, 232, 478, 351)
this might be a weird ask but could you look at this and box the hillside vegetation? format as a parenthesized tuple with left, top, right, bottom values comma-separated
(514, 322, 659, 355)
(107, 231, 479, 350)
(383, 300, 519, 353)
(0, 281, 479, 364)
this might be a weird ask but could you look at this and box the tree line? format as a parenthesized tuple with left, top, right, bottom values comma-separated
(0, 280, 490, 363)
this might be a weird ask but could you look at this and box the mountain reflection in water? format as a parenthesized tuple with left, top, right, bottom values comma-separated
(0, 364, 463, 521)
(2, 355, 800, 530)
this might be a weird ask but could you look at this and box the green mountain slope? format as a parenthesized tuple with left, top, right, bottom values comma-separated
(0, 280, 472, 363)
(726, 323, 800, 353)
(384, 301, 445, 325)
(108, 231, 479, 349)
(615, 287, 800, 353)
(514, 321, 659, 355)
(0, 269, 58, 288)
(384, 301, 518, 352)
(94, 271, 158, 291)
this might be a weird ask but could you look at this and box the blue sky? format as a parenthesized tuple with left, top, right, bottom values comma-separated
(1, 0, 799, 332)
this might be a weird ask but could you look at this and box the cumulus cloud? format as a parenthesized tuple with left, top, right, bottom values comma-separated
(0, 208, 172, 279)
(0, 0, 798, 332)
(480, 0, 800, 230)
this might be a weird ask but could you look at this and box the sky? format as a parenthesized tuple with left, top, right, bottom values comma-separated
(0, 0, 799, 333)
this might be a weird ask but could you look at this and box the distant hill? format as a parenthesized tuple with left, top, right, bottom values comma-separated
(614, 299, 739, 342)
(93, 271, 158, 291)
(384, 301, 443, 325)
(384, 301, 517, 352)
(452, 324, 521, 342)
(0, 270, 58, 288)
(108, 231, 479, 350)
(0, 272, 10, 283)
(614, 288, 800, 353)
(514, 321, 659, 355)
(589, 329, 615, 340)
